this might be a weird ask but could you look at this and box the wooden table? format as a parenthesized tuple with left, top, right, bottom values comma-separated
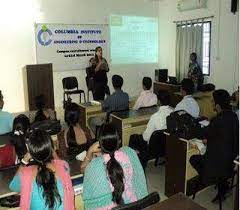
(79, 96, 137, 130)
(110, 107, 158, 146)
(149, 193, 206, 210)
(164, 134, 200, 197)
(0, 160, 84, 210)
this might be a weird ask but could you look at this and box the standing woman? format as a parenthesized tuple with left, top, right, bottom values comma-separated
(91, 46, 110, 100)
(9, 129, 75, 210)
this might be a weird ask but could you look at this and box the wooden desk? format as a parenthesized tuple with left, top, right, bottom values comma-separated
(79, 97, 137, 130)
(0, 160, 84, 210)
(165, 134, 200, 197)
(111, 107, 158, 146)
(149, 193, 206, 210)
(153, 82, 180, 106)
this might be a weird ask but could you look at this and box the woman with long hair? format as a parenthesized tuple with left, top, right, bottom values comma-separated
(83, 124, 148, 209)
(9, 129, 75, 210)
(34, 94, 55, 122)
(64, 102, 89, 158)
(90, 46, 110, 100)
(11, 114, 30, 161)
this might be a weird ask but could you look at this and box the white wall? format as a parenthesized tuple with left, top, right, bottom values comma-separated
(0, 0, 159, 112)
(158, 0, 239, 93)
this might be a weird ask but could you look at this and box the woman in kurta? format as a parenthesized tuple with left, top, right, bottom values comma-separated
(9, 129, 75, 210)
(83, 124, 148, 209)
(90, 46, 110, 101)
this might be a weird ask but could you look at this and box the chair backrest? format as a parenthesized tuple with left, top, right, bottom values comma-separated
(112, 192, 160, 210)
(0, 133, 12, 146)
(62, 77, 78, 90)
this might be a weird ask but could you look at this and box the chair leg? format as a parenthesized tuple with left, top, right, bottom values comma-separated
(83, 92, 86, 103)
(87, 90, 89, 102)
(79, 93, 81, 104)
(219, 195, 222, 210)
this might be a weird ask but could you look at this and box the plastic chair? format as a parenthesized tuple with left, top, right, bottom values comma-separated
(112, 192, 160, 210)
(62, 77, 86, 107)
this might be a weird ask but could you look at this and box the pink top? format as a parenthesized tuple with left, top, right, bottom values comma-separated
(133, 90, 158, 110)
(19, 160, 75, 210)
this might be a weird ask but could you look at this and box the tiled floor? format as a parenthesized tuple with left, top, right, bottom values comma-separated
(145, 161, 235, 210)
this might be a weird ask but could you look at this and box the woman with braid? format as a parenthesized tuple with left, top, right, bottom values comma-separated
(64, 102, 88, 157)
(83, 124, 148, 209)
(9, 129, 75, 210)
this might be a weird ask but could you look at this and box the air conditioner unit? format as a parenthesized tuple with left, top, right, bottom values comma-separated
(177, 0, 207, 12)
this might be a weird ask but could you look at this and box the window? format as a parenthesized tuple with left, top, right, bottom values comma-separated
(180, 21, 211, 75)
(202, 22, 211, 75)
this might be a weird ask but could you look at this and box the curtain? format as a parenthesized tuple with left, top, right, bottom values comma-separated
(176, 24, 203, 82)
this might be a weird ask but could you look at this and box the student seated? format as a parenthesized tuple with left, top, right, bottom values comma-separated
(175, 78, 200, 118)
(11, 114, 30, 161)
(133, 77, 157, 110)
(64, 102, 88, 157)
(82, 124, 148, 209)
(143, 90, 173, 142)
(9, 129, 75, 210)
(190, 89, 239, 201)
(129, 90, 173, 169)
(0, 90, 14, 135)
(89, 74, 129, 135)
(34, 94, 55, 122)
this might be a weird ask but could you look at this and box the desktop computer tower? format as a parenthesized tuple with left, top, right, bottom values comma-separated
(155, 69, 168, 83)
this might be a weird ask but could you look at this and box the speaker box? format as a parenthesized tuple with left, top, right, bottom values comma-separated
(155, 69, 168, 83)
(231, 0, 238, 14)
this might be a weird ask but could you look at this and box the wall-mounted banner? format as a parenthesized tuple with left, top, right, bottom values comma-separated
(35, 23, 109, 71)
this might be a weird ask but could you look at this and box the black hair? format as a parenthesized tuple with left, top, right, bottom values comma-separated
(95, 46, 102, 63)
(112, 75, 123, 89)
(181, 78, 194, 95)
(27, 129, 61, 208)
(34, 94, 47, 122)
(190, 52, 197, 61)
(99, 124, 124, 205)
(12, 114, 30, 159)
(142, 77, 152, 90)
(64, 103, 80, 147)
(213, 89, 231, 110)
(157, 90, 171, 106)
(0, 90, 2, 100)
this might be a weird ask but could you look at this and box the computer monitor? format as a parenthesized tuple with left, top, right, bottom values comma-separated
(168, 76, 178, 85)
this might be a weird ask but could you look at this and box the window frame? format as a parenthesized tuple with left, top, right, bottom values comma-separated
(202, 21, 212, 76)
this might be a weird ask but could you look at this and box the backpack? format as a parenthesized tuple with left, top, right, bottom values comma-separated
(166, 110, 202, 140)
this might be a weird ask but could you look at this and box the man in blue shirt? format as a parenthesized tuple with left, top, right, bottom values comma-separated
(0, 90, 14, 135)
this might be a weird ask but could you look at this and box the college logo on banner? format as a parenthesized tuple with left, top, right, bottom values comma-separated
(37, 25, 52, 46)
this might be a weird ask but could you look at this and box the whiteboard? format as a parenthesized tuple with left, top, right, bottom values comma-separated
(35, 23, 109, 71)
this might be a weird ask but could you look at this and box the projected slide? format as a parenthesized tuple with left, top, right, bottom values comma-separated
(110, 15, 158, 64)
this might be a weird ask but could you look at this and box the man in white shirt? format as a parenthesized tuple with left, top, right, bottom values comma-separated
(175, 78, 200, 118)
(143, 90, 173, 142)
(133, 77, 157, 110)
(129, 90, 173, 169)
